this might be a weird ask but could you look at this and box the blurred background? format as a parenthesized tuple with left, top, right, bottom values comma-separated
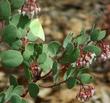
(1, 0, 110, 103)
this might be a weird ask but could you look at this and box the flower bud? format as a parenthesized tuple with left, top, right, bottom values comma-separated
(76, 52, 96, 68)
(30, 63, 40, 78)
(18, 0, 40, 19)
(99, 42, 110, 61)
(21, 37, 29, 46)
(76, 85, 95, 102)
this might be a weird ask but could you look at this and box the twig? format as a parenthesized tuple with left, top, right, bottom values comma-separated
(40, 69, 52, 80)
(39, 77, 70, 88)
(39, 68, 79, 88)
(21, 89, 28, 97)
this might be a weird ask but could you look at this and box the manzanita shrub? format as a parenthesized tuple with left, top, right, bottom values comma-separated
(0, 0, 110, 103)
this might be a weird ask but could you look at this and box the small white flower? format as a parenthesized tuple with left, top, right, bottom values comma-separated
(18, 10, 21, 14)
(91, 53, 96, 58)
(76, 85, 95, 102)
(22, 11, 26, 16)
(18, 0, 40, 19)
(76, 52, 95, 68)
(85, 55, 90, 61)
(91, 89, 95, 96)
(99, 42, 110, 61)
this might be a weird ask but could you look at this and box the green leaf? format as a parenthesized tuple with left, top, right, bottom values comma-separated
(38, 52, 47, 64)
(10, 95, 22, 103)
(4, 86, 14, 102)
(28, 83, 39, 99)
(80, 29, 86, 35)
(3, 24, 17, 45)
(10, 14, 30, 30)
(17, 15, 30, 29)
(10, 14, 20, 26)
(77, 68, 88, 76)
(40, 56, 53, 72)
(52, 61, 58, 75)
(64, 66, 74, 80)
(90, 29, 106, 41)
(48, 41, 61, 57)
(60, 43, 80, 64)
(23, 44, 34, 60)
(84, 45, 101, 55)
(60, 43, 74, 64)
(27, 31, 38, 41)
(0, 93, 5, 103)
(22, 99, 27, 103)
(10, 0, 25, 9)
(0, 0, 11, 19)
(11, 40, 22, 50)
(63, 33, 73, 48)
(79, 73, 93, 84)
(17, 28, 27, 39)
(24, 66, 32, 81)
(29, 19, 45, 41)
(42, 44, 48, 54)
(9, 75, 18, 86)
(66, 76, 76, 89)
(75, 34, 89, 45)
(3, 85, 23, 102)
(13, 86, 24, 96)
(1, 50, 23, 68)
(52, 62, 59, 83)
(34, 44, 43, 55)
(71, 48, 80, 62)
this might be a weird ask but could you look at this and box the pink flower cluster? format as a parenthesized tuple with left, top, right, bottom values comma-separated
(18, 0, 40, 18)
(99, 42, 110, 61)
(30, 63, 40, 77)
(76, 52, 96, 68)
(76, 85, 95, 102)
(21, 37, 29, 46)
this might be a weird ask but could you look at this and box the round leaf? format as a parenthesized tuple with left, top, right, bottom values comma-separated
(10, 0, 25, 9)
(22, 99, 27, 103)
(0, 0, 11, 19)
(23, 44, 34, 60)
(48, 41, 61, 57)
(11, 40, 22, 50)
(71, 48, 80, 62)
(24, 66, 32, 81)
(80, 74, 93, 84)
(1, 50, 23, 68)
(84, 45, 101, 55)
(63, 33, 73, 48)
(0, 93, 5, 103)
(3, 24, 17, 44)
(66, 76, 76, 89)
(17, 15, 30, 29)
(38, 52, 47, 64)
(10, 14, 20, 26)
(9, 75, 18, 86)
(40, 56, 53, 72)
(29, 19, 45, 41)
(13, 86, 24, 96)
(4, 86, 14, 102)
(90, 29, 106, 41)
(75, 34, 89, 45)
(10, 95, 22, 103)
(28, 83, 39, 99)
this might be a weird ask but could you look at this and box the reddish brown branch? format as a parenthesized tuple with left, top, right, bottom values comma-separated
(21, 89, 28, 97)
(40, 69, 52, 80)
(39, 68, 79, 88)
(39, 76, 75, 88)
